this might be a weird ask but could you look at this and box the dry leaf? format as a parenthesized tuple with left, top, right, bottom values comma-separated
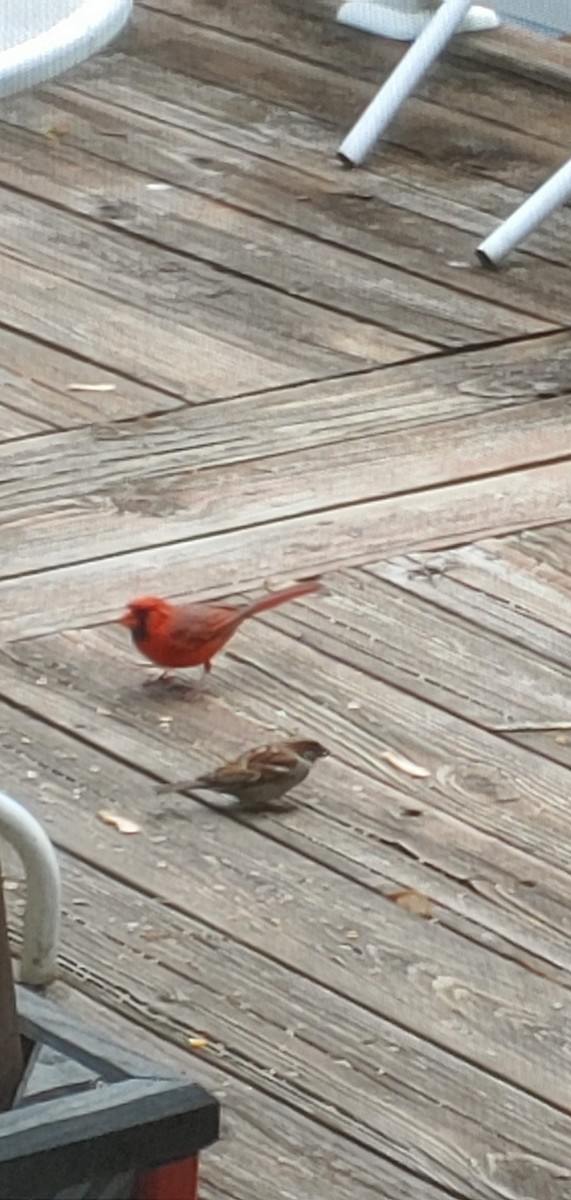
(45, 121, 70, 140)
(67, 383, 116, 393)
(97, 810, 141, 835)
(188, 1036, 209, 1050)
(388, 889, 434, 918)
(381, 750, 430, 778)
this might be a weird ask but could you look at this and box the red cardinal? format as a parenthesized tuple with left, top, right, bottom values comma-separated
(118, 579, 321, 678)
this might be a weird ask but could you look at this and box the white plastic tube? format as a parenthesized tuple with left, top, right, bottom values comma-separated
(477, 158, 571, 267)
(338, 0, 475, 165)
(0, 0, 132, 99)
(0, 792, 61, 986)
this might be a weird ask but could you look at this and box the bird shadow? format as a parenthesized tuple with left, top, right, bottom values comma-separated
(153, 796, 296, 823)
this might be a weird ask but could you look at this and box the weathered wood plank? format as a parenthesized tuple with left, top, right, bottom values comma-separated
(60, 51, 570, 271)
(1, 626, 571, 991)
(6, 846, 570, 1200)
(320, 567, 571, 769)
(1, 324, 567, 470)
(510, 525, 571, 578)
(2, 695, 571, 1120)
(217, 607, 571, 875)
(44, 984, 471, 1200)
(357, 564, 571, 720)
(0, 327, 184, 428)
(0, 251, 360, 402)
(73, 51, 571, 270)
(0, 402, 52, 441)
(1, 388, 569, 578)
(449, 21, 571, 93)
(2, 323, 564, 473)
(1, 87, 567, 331)
(367, 542, 571, 666)
(0, 190, 412, 377)
(0, 458, 569, 640)
(122, 8, 569, 200)
(140, 0, 571, 138)
(363, 528, 571, 762)
(0, 120, 425, 361)
(24, 55, 569, 310)
(1, 111, 549, 349)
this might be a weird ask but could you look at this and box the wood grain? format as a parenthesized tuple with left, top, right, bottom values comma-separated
(448, 21, 571, 93)
(328, 566, 571, 757)
(1, 627, 571, 991)
(122, 7, 569, 198)
(511, 525, 571, 578)
(0, 91, 566, 334)
(0, 457, 569, 640)
(5, 847, 568, 1200)
(61, 50, 570, 271)
(2, 696, 571, 1121)
(1, 386, 569, 578)
(0, 402, 51, 441)
(0, 188, 414, 377)
(369, 540, 571, 659)
(0, 250, 366, 402)
(141, 0, 571, 132)
(0, 6, 569, 1198)
(44, 985, 475, 1200)
(0, 327, 184, 429)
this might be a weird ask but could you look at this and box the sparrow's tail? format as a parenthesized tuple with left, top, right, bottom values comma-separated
(156, 772, 222, 795)
(156, 778, 198, 795)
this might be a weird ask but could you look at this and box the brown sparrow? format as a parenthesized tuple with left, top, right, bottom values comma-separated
(156, 738, 329, 811)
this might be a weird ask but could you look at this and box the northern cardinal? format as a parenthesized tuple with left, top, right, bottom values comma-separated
(156, 738, 329, 810)
(118, 579, 321, 679)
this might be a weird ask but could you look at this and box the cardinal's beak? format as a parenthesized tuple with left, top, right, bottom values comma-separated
(117, 611, 134, 629)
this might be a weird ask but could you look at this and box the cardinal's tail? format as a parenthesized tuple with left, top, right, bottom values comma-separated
(243, 578, 321, 620)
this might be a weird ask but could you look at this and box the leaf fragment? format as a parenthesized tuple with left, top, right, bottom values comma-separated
(388, 889, 434, 918)
(97, 810, 141, 835)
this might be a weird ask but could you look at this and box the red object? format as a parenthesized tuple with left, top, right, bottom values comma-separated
(119, 580, 321, 673)
(135, 1154, 198, 1200)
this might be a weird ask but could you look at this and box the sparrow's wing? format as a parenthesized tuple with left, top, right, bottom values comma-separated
(247, 746, 297, 776)
(199, 754, 263, 791)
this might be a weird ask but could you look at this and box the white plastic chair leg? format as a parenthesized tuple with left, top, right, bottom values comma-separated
(0, 792, 61, 986)
(477, 157, 571, 266)
(338, 0, 496, 165)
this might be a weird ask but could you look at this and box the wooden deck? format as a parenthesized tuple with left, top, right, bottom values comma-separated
(1, 2, 571, 1197)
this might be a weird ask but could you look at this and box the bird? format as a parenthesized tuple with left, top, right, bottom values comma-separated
(118, 579, 321, 681)
(156, 738, 329, 811)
